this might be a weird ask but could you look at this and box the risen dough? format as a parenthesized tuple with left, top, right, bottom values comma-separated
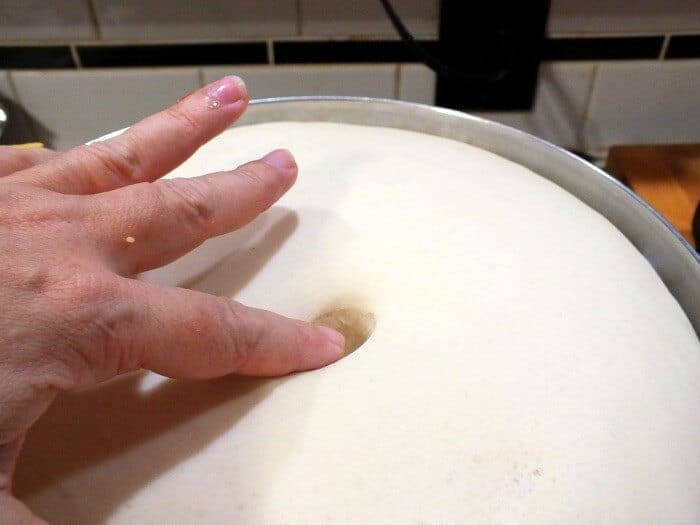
(16, 123, 700, 524)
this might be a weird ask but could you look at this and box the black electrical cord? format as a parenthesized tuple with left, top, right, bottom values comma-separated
(378, 0, 511, 83)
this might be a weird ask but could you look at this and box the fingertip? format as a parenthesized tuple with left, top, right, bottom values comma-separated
(228, 75, 249, 100)
(259, 149, 298, 193)
(314, 325, 346, 364)
(261, 149, 297, 171)
(205, 75, 249, 107)
(317, 325, 345, 351)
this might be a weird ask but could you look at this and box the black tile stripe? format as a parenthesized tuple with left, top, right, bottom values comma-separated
(274, 40, 438, 64)
(542, 36, 664, 60)
(666, 35, 700, 59)
(1, 36, 696, 70)
(78, 43, 268, 68)
(0, 46, 75, 69)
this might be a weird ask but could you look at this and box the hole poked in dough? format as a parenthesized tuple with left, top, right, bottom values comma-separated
(312, 305, 376, 355)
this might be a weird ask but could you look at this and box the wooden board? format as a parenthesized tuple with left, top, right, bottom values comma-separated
(606, 144, 700, 246)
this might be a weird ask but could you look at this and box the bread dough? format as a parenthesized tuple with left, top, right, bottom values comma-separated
(15, 122, 700, 524)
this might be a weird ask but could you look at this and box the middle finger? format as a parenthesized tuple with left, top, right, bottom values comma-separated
(87, 149, 297, 276)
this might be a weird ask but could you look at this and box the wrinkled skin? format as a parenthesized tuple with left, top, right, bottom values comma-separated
(0, 76, 344, 523)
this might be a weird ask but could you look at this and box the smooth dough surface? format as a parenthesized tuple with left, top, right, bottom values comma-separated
(16, 122, 700, 524)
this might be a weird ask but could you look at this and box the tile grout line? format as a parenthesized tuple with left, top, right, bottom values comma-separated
(579, 62, 600, 154)
(5, 33, 700, 49)
(69, 44, 83, 68)
(267, 40, 276, 65)
(658, 34, 671, 60)
(393, 63, 401, 99)
(0, 35, 409, 47)
(296, 0, 304, 37)
(85, 0, 103, 41)
(546, 31, 687, 39)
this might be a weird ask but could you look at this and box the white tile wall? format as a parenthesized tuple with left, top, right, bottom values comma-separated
(548, 0, 700, 36)
(92, 0, 297, 41)
(1, 0, 698, 43)
(11, 69, 200, 149)
(203, 65, 397, 99)
(398, 62, 596, 149)
(300, 0, 439, 38)
(398, 64, 435, 105)
(4, 59, 700, 153)
(583, 60, 700, 149)
(0, 0, 95, 41)
(0, 71, 14, 101)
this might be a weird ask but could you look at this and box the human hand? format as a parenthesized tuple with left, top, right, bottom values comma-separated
(0, 76, 344, 523)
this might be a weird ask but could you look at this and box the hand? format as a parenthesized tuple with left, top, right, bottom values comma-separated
(0, 76, 344, 523)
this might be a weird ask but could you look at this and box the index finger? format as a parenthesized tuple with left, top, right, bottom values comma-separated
(7, 76, 248, 194)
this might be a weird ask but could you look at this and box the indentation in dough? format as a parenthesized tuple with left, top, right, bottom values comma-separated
(312, 305, 376, 355)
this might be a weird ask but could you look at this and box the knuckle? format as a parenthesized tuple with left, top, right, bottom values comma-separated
(0, 184, 68, 227)
(43, 270, 141, 382)
(53, 266, 117, 306)
(165, 105, 201, 134)
(241, 161, 289, 197)
(237, 164, 271, 189)
(157, 178, 218, 234)
(78, 138, 144, 187)
(287, 326, 311, 372)
(89, 296, 142, 376)
(216, 299, 260, 371)
(57, 273, 141, 379)
(297, 325, 315, 352)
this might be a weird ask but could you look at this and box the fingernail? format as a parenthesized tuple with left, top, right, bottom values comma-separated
(317, 326, 346, 356)
(206, 76, 247, 106)
(261, 149, 296, 170)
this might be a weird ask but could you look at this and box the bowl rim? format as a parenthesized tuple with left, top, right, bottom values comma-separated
(252, 95, 698, 261)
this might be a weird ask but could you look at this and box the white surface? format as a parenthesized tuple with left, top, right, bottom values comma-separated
(583, 60, 700, 149)
(203, 65, 397, 100)
(16, 122, 700, 524)
(0, 0, 95, 41)
(92, 0, 297, 40)
(11, 68, 199, 150)
(300, 0, 438, 37)
(548, 0, 700, 36)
